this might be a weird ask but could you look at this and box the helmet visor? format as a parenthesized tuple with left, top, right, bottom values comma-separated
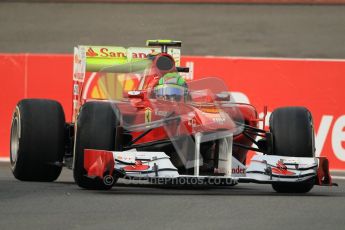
(155, 84, 185, 101)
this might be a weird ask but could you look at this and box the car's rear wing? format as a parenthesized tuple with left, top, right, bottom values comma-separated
(73, 45, 181, 82)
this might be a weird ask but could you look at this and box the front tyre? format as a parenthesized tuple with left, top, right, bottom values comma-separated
(10, 99, 65, 181)
(269, 107, 315, 193)
(73, 101, 119, 190)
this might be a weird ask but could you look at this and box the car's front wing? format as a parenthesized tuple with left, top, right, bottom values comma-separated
(83, 149, 333, 186)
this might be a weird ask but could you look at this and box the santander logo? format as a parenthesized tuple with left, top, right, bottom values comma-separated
(86, 47, 98, 57)
(86, 47, 126, 58)
(85, 47, 150, 59)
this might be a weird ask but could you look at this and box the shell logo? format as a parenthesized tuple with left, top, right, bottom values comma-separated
(87, 74, 139, 100)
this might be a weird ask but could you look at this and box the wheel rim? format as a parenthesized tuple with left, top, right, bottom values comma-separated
(10, 115, 20, 166)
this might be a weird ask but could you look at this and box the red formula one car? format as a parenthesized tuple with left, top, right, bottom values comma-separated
(10, 40, 334, 193)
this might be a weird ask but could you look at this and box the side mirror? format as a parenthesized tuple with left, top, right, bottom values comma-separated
(128, 90, 145, 99)
(215, 92, 230, 102)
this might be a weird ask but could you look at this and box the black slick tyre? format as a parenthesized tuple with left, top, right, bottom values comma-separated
(73, 101, 119, 190)
(10, 99, 65, 181)
(269, 106, 315, 193)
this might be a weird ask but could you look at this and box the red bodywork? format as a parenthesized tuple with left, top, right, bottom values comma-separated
(84, 149, 114, 179)
(115, 101, 258, 164)
(77, 50, 334, 188)
(76, 53, 259, 165)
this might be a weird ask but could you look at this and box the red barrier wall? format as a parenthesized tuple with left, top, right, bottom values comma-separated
(1, 54, 345, 170)
(0, 54, 73, 160)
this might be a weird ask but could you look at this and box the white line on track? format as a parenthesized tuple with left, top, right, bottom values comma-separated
(0, 157, 10, 162)
(330, 176, 345, 180)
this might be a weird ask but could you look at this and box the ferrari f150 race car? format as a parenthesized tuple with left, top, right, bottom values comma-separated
(10, 40, 335, 193)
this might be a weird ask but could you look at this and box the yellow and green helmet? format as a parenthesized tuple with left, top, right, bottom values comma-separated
(155, 72, 187, 101)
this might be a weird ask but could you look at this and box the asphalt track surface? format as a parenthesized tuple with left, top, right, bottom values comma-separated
(0, 163, 344, 230)
(1, 2, 345, 230)
(1, 2, 345, 58)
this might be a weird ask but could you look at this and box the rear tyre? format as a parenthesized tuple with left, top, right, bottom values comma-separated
(10, 99, 65, 181)
(73, 101, 119, 190)
(269, 107, 315, 193)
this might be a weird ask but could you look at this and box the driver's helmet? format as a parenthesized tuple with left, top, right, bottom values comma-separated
(154, 72, 187, 102)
